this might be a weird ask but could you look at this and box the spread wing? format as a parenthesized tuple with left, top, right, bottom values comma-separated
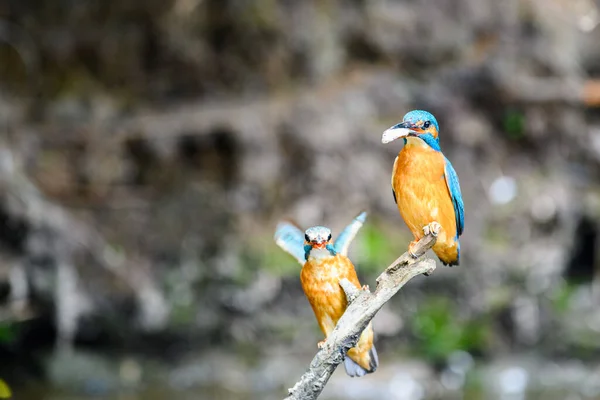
(443, 157, 464, 237)
(274, 221, 306, 265)
(333, 211, 367, 256)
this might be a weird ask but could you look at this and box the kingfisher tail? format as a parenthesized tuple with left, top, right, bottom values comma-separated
(437, 240, 460, 266)
(344, 345, 378, 377)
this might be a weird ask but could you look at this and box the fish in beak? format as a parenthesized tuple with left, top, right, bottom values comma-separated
(381, 121, 420, 144)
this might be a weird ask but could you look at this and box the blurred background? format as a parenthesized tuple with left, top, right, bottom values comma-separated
(1, 0, 600, 399)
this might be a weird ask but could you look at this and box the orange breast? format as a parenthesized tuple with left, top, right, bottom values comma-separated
(300, 254, 362, 336)
(300, 253, 376, 372)
(392, 140, 458, 264)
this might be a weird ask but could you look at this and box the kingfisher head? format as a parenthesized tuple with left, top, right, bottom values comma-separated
(304, 226, 332, 250)
(381, 110, 440, 149)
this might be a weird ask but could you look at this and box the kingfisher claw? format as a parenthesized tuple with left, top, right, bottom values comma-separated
(408, 240, 419, 259)
(423, 222, 441, 237)
(317, 340, 326, 349)
(362, 284, 370, 291)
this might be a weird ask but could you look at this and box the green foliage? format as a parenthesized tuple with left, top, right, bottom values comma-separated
(170, 301, 196, 326)
(411, 297, 489, 363)
(0, 323, 18, 345)
(245, 233, 300, 278)
(483, 223, 511, 249)
(354, 223, 411, 276)
(462, 370, 485, 400)
(0, 378, 11, 399)
(486, 286, 516, 312)
(234, 341, 263, 367)
(550, 281, 577, 315)
(503, 110, 525, 140)
(261, 244, 301, 277)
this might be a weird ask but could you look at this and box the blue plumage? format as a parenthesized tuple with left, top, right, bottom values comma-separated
(402, 110, 440, 134)
(274, 212, 368, 265)
(325, 244, 338, 257)
(274, 222, 306, 265)
(392, 110, 441, 151)
(303, 244, 312, 260)
(303, 243, 337, 261)
(412, 133, 441, 151)
(444, 157, 464, 238)
(333, 211, 367, 255)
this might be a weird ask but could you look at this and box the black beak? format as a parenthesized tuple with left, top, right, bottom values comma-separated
(395, 121, 417, 130)
(382, 121, 420, 144)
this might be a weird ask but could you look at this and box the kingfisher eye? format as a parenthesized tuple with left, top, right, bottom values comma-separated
(327, 233, 332, 241)
(423, 121, 431, 129)
(305, 234, 310, 242)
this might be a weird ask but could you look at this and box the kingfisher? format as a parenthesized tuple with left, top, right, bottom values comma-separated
(381, 110, 464, 266)
(274, 212, 378, 377)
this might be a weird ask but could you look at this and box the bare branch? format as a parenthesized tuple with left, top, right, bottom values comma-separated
(338, 278, 361, 303)
(284, 232, 438, 400)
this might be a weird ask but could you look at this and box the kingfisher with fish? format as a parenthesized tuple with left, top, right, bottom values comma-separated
(381, 110, 465, 266)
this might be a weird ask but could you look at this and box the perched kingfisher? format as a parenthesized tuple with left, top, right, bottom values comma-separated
(381, 110, 464, 266)
(274, 212, 378, 377)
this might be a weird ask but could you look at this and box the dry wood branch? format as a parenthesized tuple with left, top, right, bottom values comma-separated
(284, 233, 438, 400)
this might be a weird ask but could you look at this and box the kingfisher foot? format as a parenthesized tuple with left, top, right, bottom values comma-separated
(317, 340, 326, 349)
(423, 222, 441, 237)
(362, 284, 370, 292)
(407, 240, 419, 259)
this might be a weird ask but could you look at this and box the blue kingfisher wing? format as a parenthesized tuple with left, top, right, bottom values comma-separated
(443, 157, 464, 237)
(333, 211, 367, 256)
(274, 221, 306, 265)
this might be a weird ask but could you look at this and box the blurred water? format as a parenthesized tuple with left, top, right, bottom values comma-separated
(12, 355, 600, 400)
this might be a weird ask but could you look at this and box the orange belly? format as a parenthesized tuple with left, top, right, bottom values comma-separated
(392, 141, 459, 265)
(300, 254, 375, 371)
